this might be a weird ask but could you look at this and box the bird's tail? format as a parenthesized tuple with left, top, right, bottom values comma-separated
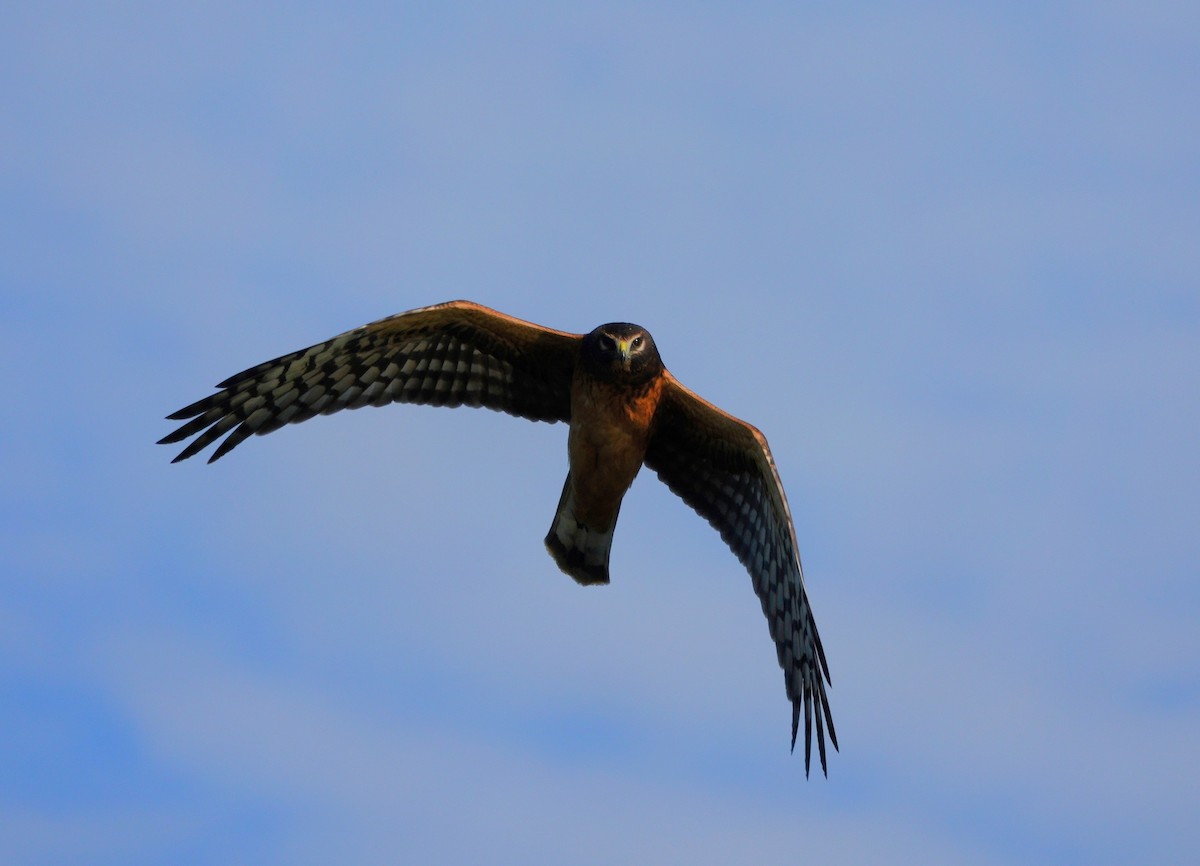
(544, 473, 616, 586)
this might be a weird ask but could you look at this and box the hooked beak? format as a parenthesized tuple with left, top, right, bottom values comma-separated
(615, 338, 633, 366)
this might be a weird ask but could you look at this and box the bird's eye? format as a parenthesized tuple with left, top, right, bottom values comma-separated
(631, 336, 643, 349)
(598, 335, 615, 351)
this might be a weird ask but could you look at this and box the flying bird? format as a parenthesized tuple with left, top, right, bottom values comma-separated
(159, 300, 837, 774)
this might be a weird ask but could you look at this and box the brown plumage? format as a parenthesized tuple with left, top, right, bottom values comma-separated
(159, 300, 837, 775)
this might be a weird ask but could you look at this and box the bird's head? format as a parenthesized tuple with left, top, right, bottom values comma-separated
(581, 322, 663, 384)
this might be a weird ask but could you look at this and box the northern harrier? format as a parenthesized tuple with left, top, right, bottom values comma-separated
(160, 300, 837, 774)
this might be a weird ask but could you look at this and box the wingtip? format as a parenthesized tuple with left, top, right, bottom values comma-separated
(791, 696, 833, 777)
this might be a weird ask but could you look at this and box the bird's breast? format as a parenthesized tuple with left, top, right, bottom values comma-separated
(566, 372, 664, 529)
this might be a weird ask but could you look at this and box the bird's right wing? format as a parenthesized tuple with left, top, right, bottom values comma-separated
(159, 300, 582, 463)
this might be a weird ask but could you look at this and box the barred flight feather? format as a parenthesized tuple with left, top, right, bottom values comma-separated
(159, 302, 579, 463)
(645, 373, 837, 776)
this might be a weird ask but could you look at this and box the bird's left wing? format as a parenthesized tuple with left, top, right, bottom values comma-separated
(643, 372, 837, 776)
(160, 300, 581, 463)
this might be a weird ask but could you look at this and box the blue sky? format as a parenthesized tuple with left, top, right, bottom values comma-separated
(3, 2, 1197, 863)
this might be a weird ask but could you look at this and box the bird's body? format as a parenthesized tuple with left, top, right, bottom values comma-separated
(567, 368, 657, 532)
(160, 300, 837, 774)
(550, 334, 666, 585)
